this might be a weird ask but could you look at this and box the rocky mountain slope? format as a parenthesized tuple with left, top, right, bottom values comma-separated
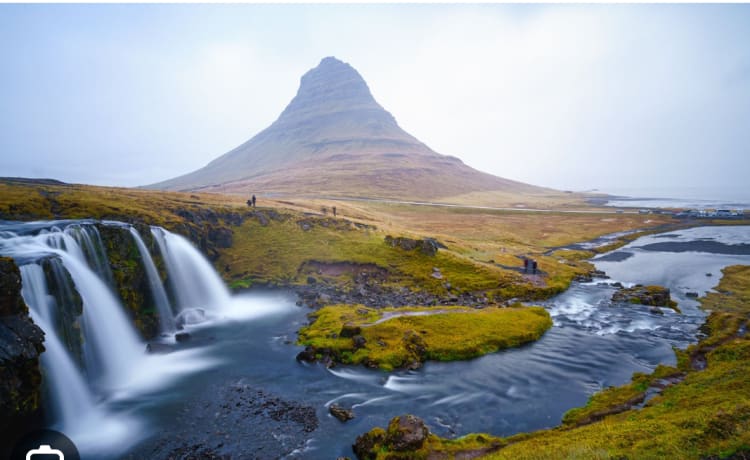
(149, 57, 549, 200)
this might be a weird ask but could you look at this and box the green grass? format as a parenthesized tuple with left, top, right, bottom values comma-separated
(297, 304, 552, 371)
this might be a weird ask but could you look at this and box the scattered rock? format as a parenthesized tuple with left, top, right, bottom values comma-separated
(686, 292, 699, 298)
(340, 323, 362, 338)
(175, 332, 191, 343)
(329, 403, 354, 422)
(352, 335, 367, 350)
(384, 235, 442, 256)
(386, 415, 429, 451)
(353, 415, 430, 459)
(612, 285, 680, 312)
(706, 273, 713, 277)
(295, 346, 317, 363)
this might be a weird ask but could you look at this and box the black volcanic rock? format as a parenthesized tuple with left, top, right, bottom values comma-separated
(150, 57, 548, 200)
(0, 257, 45, 438)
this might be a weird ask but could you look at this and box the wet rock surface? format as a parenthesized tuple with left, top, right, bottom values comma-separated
(353, 415, 429, 459)
(0, 257, 45, 438)
(329, 403, 355, 422)
(612, 284, 675, 308)
(126, 379, 318, 460)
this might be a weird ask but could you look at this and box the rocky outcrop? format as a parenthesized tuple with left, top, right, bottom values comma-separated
(329, 403, 354, 422)
(97, 224, 163, 339)
(612, 284, 680, 312)
(353, 415, 429, 459)
(384, 235, 442, 256)
(0, 257, 45, 435)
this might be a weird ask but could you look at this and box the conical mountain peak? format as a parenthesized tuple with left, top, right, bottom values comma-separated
(151, 57, 546, 200)
(277, 56, 390, 126)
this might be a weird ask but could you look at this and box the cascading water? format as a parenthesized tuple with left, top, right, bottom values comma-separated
(19, 264, 100, 431)
(151, 227, 230, 318)
(60, 251, 143, 389)
(129, 227, 176, 333)
(67, 224, 115, 288)
(0, 219, 233, 456)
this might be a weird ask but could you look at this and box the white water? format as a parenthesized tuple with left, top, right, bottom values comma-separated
(60, 252, 144, 390)
(0, 220, 239, 457)
(19, 264, 133, 453)
(151, 227, 230, 314)
(129, 227, 176, 333)
(68, 224, 115, 286)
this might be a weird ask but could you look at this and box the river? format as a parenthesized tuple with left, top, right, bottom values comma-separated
(2, 222, 749, 459)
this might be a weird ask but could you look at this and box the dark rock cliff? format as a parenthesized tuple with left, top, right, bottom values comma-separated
(0, 256, 45, 438)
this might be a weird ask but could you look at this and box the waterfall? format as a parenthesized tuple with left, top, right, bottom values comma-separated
(129, 227, 176, 333)
(20, 264, 100, 430)
(151, 227, 230, 315)
(59, 251, 143, 389)
(0, 220, 233, 455)
(67, 224, 115, 287)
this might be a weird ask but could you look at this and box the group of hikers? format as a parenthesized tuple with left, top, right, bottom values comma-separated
(246, 194, 337, 218)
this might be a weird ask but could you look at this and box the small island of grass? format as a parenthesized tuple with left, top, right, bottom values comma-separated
(297, 304, 552, 371)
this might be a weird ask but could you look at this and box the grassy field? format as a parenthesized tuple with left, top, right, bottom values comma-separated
(297, 304, 552, 371)
(0, 179, 693, 304)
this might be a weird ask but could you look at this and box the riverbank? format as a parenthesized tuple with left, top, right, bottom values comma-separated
(354, 264, 750, 459)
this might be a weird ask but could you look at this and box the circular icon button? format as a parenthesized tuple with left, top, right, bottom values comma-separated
(10, 429, 79, 460)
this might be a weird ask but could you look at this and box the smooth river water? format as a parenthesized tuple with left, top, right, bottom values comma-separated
(4, 223, 750, 459)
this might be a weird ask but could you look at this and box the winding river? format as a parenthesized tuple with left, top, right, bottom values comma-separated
(2, 222, 750, 459)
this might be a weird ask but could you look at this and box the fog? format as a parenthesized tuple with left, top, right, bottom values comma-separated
(1, 4, 748, 199)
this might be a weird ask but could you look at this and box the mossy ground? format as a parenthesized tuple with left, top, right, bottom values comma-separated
(298, 304, 552, 371)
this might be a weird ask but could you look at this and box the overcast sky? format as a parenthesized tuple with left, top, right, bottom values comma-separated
(1, 4, 749, 199)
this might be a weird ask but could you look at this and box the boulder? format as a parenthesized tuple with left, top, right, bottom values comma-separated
(612, 285, 680, 312)
(329, 403, 354, 422)
(353, 427, 386, 460)
(352, 335, 367, 350)
(386, 414, 429, 451)
(340, 322, 362, 338)
(384, 235, 442, 256)
(296, 346, 317, 363)
(175, 332, 191, 343)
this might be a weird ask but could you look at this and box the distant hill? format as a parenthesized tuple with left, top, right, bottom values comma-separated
(149, 57, 551, 201)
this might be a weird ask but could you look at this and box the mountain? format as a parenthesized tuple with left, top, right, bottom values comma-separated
(149, 57, 548, 200)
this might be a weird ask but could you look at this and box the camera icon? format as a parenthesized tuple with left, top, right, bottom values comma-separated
(26, 444, 65, 460)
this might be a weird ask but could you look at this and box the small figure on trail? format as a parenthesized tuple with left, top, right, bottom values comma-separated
(532, 260, 538, 275)
(332, 206, 337, 217)
(524, 259, 530, 273)
(252, 195, 256, 207)
(246, 199, 252, 207)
